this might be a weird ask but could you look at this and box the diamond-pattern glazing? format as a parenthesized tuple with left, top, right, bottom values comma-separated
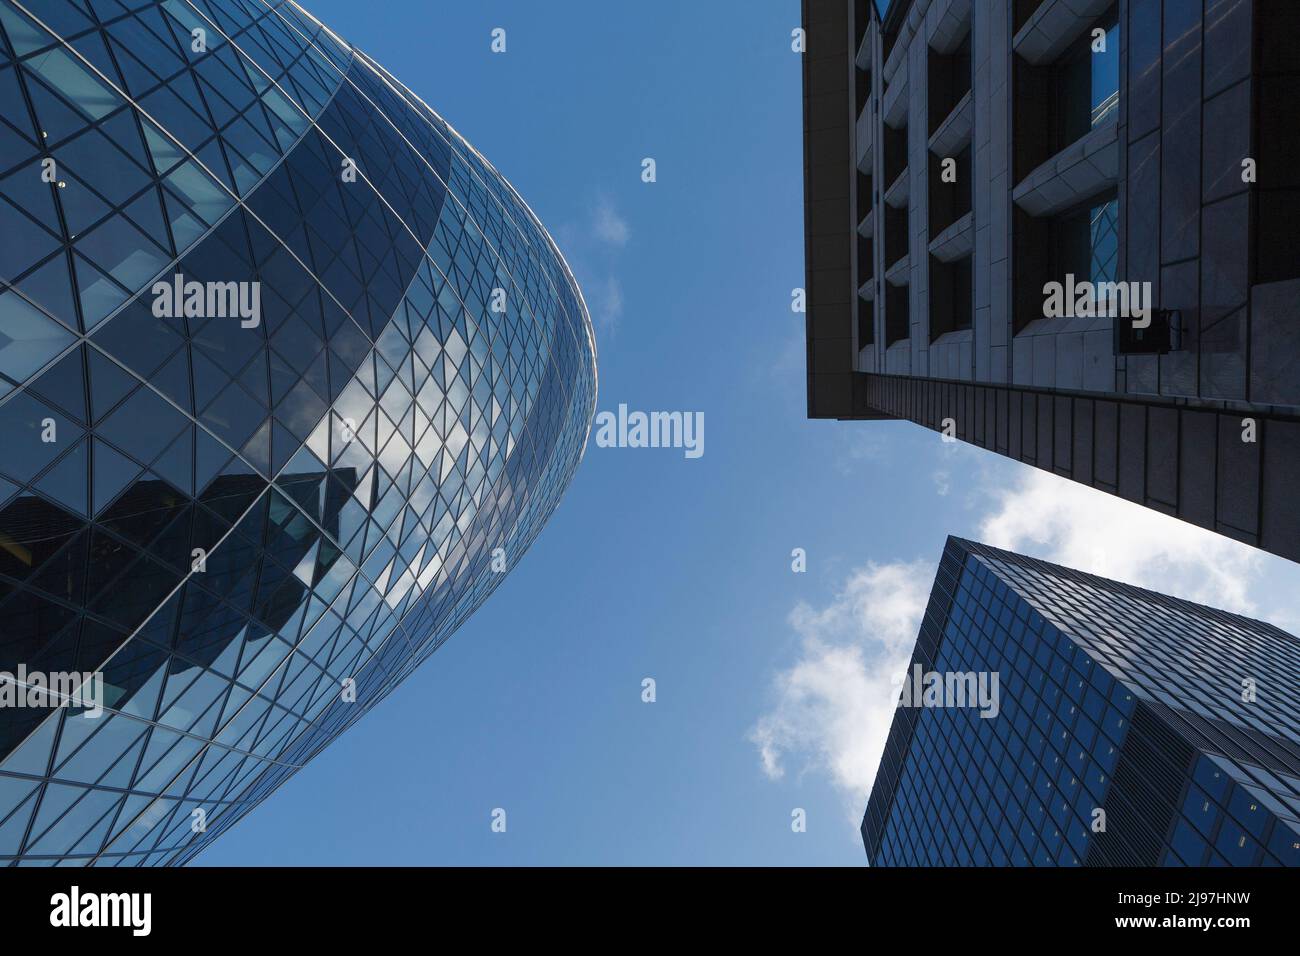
(0, 0, 596, 866)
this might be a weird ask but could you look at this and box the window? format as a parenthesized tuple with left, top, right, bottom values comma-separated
(1055, 196, 1118, 287)
(929, 144, 971, 237)
(1091, 21, 1120, 126)
(928, 32, 972, 137)
(929, 256, 972, 341)
(1013, 7, 1120, 181)
(857, 299, 874, 351)
(1012, 192, 1117, 331)
(884, 203, 908, 271)
(885, 281, 909, 345)
(1056, 12, 1119, 146)
(883, 122, 907, 193)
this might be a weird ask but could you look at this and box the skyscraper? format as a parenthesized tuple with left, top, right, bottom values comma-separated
(802, 0, 1300, 563)
(863, 537, 1300, 866)
(0, 0, 596, 864)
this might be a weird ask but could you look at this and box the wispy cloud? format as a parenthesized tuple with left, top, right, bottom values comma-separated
(555, 193, 631, 335)
(932, 438, 959, 497)
(591, 195, 630, 247)
(835, 429, 889, 474)
(592, 275, 624, 326)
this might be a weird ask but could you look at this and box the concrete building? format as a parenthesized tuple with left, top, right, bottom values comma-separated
(803, 0, 1300, 562)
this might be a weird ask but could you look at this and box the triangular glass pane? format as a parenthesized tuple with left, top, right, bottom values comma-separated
(0, 389, 75, 484)
(0, 711, 59, 776)
(26, 343, 86, 422)
(0, 291, 72, 384)
(27, 782, 92, 848)
(26, 1, 95, 41)
(72, 251, 128, 329)
(62, 794, 123, 856)
(33, 437, 88, 515)
(24, 47, 120, 124)
(15, 252, 79, 334)
(96, 736, 146, 792)
(75, 211, 168, 290)
(22, 70, 94, 144)
(86, 345, 137, 422)
(0, 196, 61, 284)
(67, 30, 121, 90)
(98, 381, 187, 465)
(149, 346, 193, 414)
(193, 427, 233, 497)
(0, 789, 38, 856)
(122, 187, 171, 255)
(150, 425, 193, 495)
(0, 161, 59, 234)
(96, 105, 152, 176)
(0, 67, 39, 141)
(91, 436, 142, 514)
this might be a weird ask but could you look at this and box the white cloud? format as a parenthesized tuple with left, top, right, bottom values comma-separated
(590, 196, 630, 247)
(752, 456, 1300, 821)
(750, 560, 932, 809)
(592, 275, 623, 329)
(977, 467, 1265, 615)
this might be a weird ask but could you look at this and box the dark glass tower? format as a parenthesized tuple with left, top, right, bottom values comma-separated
(0, 0, 596, 864)
(863, 537, 1300, 866)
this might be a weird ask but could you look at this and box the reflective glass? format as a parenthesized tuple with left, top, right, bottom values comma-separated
(864, 539, 1300, 867)
(0, 0, 596, 866)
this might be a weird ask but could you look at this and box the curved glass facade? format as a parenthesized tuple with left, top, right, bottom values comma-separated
(0, 0, 596, 865)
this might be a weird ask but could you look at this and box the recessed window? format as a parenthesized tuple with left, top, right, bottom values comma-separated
(928, 32, 972, 137)
(1012, 193, 1117, 332)
(929, 144, 972, 237)
(858, 299, 874, 350)
(885, 282, 909, 345)
(1052, 197, 1118, 287)
(1013, 7, 1121, 182)
(885, 203, 908, 271)
(1091, 22, 1119, 126)
(1056, 12, 1120, 146)
(883, 122, 908, 192)
(857, 170, 873, 224)
(930, 256, 972, 341)
(857, 234, 873, 288)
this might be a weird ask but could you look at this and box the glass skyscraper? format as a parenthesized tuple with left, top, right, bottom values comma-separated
(863, 537, 1300, 867)
(0, 0, 596, 864)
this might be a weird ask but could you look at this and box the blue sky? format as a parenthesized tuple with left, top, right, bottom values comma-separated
(195, 0, 1300, 866)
